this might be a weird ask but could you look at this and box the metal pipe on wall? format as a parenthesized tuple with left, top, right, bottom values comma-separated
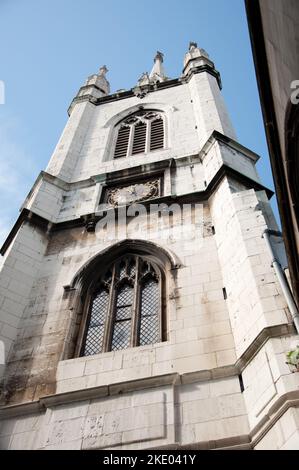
(262, 229, 299, 334)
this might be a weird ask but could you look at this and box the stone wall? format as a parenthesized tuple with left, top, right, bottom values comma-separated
(0, 375, 249, 450)
(1, 65, 299, 449)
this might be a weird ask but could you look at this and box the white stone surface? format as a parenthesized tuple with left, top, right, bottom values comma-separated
(1, 48, 298, 450)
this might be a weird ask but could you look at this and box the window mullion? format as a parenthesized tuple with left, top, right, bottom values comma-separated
(145, 120, 151, 153)
(102, 264, 117, 352)
(130, 257, 140, 347)
(127, 125, 134, 157)
(163, 116, 166, 149)
(158, 275, 163, 342)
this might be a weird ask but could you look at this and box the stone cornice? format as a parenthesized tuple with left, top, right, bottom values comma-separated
(182, 63, 222, 89)
(0, 209, 51, 256)
(201, 130, 260, 163)
(21, 171, 98, 211)
(21, 158, 182, 208)
(67, 66, 222, 114)
(0, 162, 274, 256)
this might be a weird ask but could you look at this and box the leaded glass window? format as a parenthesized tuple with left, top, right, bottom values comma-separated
(139, 277, 160, 346)
(111, 283, 133, 350)
(81, 289, 108, 356)
(80, 255, 163, 356)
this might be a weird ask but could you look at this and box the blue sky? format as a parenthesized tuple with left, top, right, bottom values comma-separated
(0, 0, 278, 244)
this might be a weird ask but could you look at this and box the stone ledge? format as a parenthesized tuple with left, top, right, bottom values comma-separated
(0, 373, 178, 418)
(0, 323, 295, 418)
(150, 434, 251, 450)
(235, 323, 295, 372)
(1, 163, 274, 256)
(67, 69, 218, 114)
(179, 365, 237, 385)
(200, 130, 260, 164)
(1, 379, 298, 450)
(250, 390, 299, 447)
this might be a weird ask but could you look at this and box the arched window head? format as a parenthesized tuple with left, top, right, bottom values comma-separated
(114, 111, 165, 159)
(80, 255, 163, 356)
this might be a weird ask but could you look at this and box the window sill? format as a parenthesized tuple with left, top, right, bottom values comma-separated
(114, 147, 169, 160)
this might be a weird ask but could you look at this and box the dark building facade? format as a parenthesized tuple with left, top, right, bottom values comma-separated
(245, 0, 299, 306)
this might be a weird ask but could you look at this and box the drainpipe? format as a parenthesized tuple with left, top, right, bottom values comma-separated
(262, 229, 299, 334)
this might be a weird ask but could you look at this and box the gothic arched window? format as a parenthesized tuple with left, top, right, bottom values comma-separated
(80, 255, 163, 356)
(114, 111, 165, 159)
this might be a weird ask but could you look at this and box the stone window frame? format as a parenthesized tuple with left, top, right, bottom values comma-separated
(113, 110, 166, 159)
(75, 252, 167, 357)
(64, 240, 180, 361)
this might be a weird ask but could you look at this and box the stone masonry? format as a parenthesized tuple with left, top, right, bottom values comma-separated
(0, 43, 299, 450)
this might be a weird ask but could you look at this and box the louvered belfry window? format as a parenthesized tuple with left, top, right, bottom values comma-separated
(150, 117, 164, 151)
(114, 126, 130, 159)
(132, 121, 147, 155)
(80, 255, 162, 356)
(114, 111, 164, 158)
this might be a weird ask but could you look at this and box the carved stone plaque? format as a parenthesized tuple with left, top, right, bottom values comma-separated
(105, 179, 160, 207)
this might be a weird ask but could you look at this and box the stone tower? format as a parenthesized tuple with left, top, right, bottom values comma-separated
(1, 43, 299, 450)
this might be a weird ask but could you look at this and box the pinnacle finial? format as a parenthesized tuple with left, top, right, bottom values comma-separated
(183, 41, 212, 77)
(186, 41, 209, 59)
(154, 51, 164, 62)
(149, 51, 167, 82)
(189, 41, 198, 51)
(99, 65, 108, 77)
(135, 51, 168, 88)
(83, 64, 110, 96)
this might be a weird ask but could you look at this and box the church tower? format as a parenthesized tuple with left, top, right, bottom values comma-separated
(1, 43, 299, 450)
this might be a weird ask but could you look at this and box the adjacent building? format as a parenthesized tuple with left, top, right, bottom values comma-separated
(245, 0, 299, 308)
